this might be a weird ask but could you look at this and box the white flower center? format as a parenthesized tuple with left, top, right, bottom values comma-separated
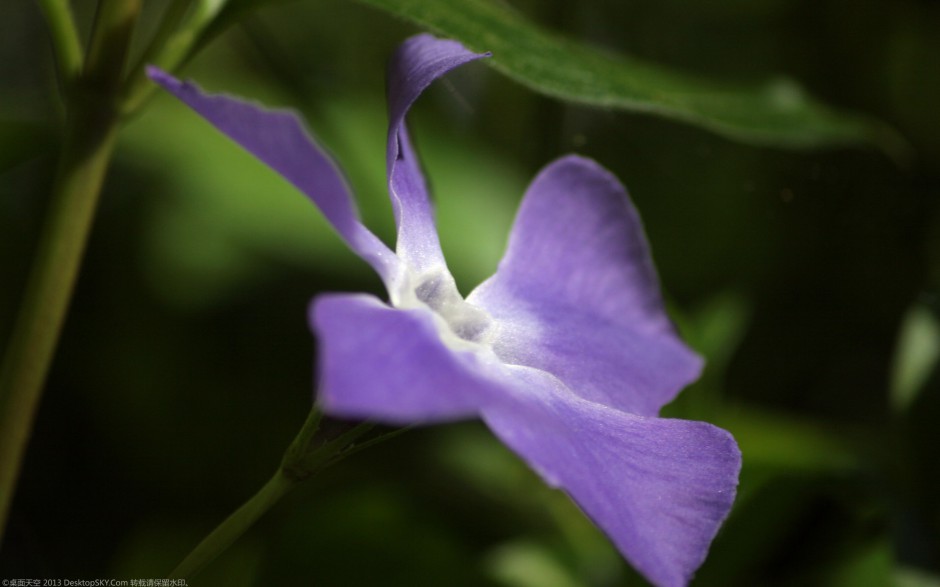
(394, 267, 495, 352)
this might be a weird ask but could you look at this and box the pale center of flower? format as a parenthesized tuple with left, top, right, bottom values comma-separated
(394, 267, 494, 352)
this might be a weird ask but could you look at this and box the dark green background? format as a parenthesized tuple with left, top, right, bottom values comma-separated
(2, 0, 939, 585)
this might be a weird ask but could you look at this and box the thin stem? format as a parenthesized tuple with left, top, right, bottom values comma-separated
(168, 407, 407, 580)
(142, 0, 195, 63)
(169, 470, 297, 580)
(37, 0, 84, 88)
(168, 407, 320, 580)
(324, 426, 412, 466)
(120, 0, 192, 114)
(281, 406, 323, 471)
(122, 0, 229, 116)
(85, 0, 141, 92)
(306, 422, 376, 471)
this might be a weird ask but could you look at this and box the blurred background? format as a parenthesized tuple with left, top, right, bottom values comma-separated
(1, 0, 939, 585)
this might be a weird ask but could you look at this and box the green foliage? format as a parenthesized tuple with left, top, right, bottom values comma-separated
(357, 0, 904, 155)
(891, 303, 940, 411)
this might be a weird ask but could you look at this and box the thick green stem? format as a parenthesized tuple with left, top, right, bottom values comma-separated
(169, 470, 297, 580)
(0, 0, 140, 547)
(0, 102, 120, 547)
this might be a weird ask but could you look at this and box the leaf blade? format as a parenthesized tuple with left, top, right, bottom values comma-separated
(358, 0, 906, 155)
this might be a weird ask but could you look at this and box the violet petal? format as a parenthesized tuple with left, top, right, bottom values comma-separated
(470, 154, 701, 415)
(483, 305, 702, 416)
(310, 292, 499, 423)
(147, 67, 400, 284)
(386, 34, 490, 272)
(482, 366, 741, 587)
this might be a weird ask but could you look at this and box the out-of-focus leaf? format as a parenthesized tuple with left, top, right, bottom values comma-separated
(715, 406, 858, 473)
(826, 539, 892, 587)
(895, 567, 940, 587)
(683, 291, 751, 377)
(891, 302, 940, 412)
(661, 292, 750, 420)
(486, 541, 582, 587)
(356, 0, 905, 156)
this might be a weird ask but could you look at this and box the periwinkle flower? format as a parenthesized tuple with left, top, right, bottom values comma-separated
(149, 34, 740, 587)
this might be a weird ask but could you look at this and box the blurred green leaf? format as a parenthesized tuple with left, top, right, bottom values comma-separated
(891, 302, 940, 412)
(485, 541, 582, 587)
(895, 567, 940, 587)
(683, 291, 751, 378)
(356, 0, 905, 156)
(715, 406, 858, 474)
(826, 539, 892, 587)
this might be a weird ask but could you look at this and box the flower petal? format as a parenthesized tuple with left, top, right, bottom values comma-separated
(469, 154, 700, 415)
(482, 367, 741, 587)
(310, 293, 500, 423)
(482, 305, 702, 417)
(386, 34, 490, 272)
(147, 67, 400, 284)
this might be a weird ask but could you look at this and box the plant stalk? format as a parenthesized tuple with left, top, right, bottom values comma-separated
(168, 408, 401, 580)
(0, 0, 140, 547)
(168, 469, 297, 580)
(0, 101, 120, 547)
(37, 0, 84, 88)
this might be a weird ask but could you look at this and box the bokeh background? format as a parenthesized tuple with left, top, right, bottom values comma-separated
(2, 0, 939, 585)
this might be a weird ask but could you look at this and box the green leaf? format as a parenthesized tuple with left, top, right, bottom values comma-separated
(890, 302, 940, 412)
(356, 0, 906, 157)
(485, 541, 583, 587)
(713, 406, 858, 474)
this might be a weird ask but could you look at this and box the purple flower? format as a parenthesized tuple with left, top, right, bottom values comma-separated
(148, 34, 740, 587)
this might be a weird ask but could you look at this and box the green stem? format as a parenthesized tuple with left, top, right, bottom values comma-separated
(0, 101, 120, 547)
(168, 469, 297, 580)
(122, 0, 230, 116)
(169, 408, 322, 581)
(37, 0, 84, 88)
(323, 425, 411, 465)
(120, 0, 193, 115)
(295, 421, 375, 474)
(169, 408, 406, 580)
(85, 0, 141, 92)
(280, 406, 323, 474)
(0, 0, 141, 547)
